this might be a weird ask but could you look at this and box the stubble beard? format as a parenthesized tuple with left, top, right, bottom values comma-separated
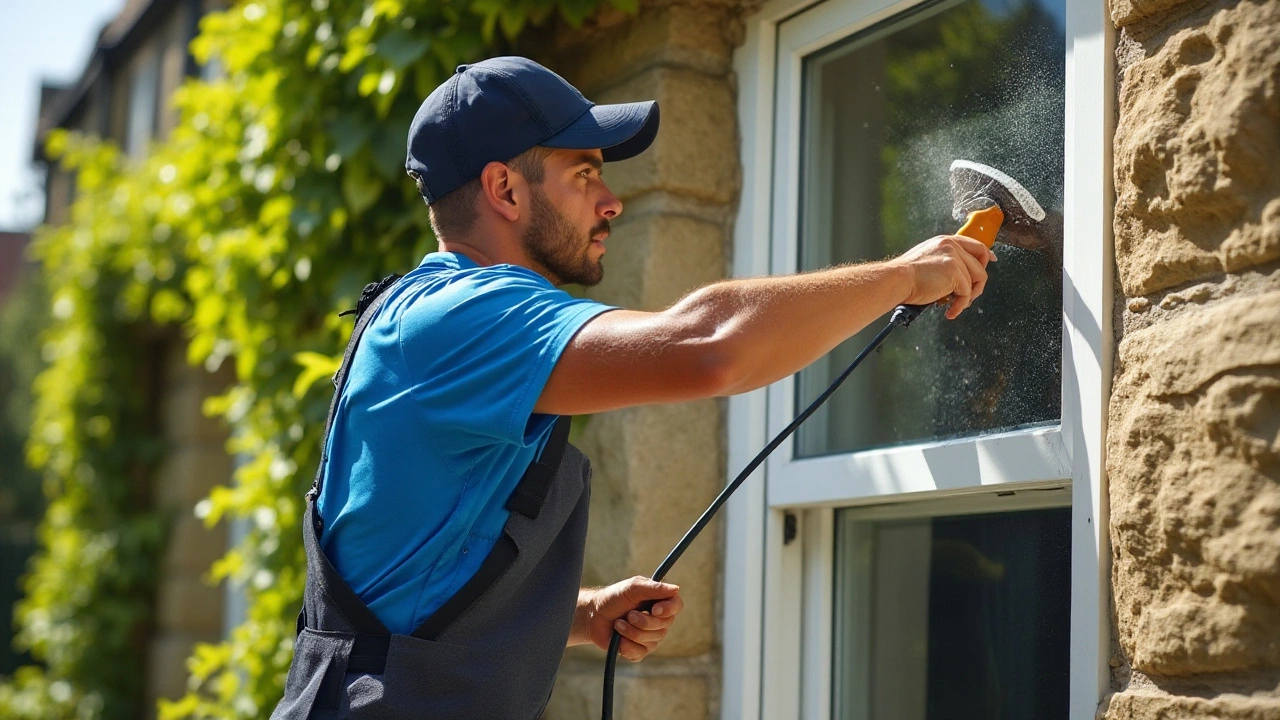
(522, 184, 608, 287)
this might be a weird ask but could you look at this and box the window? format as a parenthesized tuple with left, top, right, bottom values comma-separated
(125, 47, 162, 158)
(722, 0, 1112, 717)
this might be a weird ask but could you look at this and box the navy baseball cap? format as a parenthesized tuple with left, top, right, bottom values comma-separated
(405, 56, 660, 203)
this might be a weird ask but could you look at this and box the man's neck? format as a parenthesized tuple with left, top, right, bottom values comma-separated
(438, 240, 561, 286)
(438, 241, 497, 267)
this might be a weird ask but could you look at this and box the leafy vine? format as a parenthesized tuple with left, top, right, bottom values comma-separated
(0, 0, 626, 717)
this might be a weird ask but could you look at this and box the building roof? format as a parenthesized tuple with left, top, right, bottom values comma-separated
(33, 0, 183, 161)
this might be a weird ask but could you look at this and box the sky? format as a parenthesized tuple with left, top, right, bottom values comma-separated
(0, 0, 124, 231)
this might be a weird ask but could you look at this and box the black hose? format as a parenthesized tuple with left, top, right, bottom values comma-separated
(600, 303, 928, 719)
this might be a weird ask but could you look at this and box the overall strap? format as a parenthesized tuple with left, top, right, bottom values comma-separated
(296, 274, 403, 645)
(307, 274, 402, 510)
(303, 501, 390, 639)
(506, 415, 572, 520)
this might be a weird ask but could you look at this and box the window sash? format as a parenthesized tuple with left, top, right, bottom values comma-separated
(767, 0, 1071, 502)
(767, 425, 1070, 508)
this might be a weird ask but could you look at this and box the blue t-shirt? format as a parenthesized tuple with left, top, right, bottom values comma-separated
(317, 251, 613, 634)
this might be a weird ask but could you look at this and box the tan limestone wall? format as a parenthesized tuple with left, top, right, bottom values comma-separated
(144, 341, 232, 713)
(1105, 0, 1280, 716)
(521, 2, 749, 717)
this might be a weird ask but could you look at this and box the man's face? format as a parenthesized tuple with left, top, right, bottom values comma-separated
(520, 148, 621, 287)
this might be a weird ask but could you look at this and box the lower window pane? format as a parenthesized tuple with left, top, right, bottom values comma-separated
(834, 507, 1071, 719)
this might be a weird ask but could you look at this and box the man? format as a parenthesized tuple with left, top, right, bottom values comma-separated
(275, 57, 993, 719)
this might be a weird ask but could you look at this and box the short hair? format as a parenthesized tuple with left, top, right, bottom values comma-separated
(418, 146, 554, 240)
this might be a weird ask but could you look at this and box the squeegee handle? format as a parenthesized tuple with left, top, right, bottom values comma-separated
(957, 204, 1003, 248)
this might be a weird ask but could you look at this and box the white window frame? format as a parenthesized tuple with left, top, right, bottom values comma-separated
(721, 0, 1114, 717)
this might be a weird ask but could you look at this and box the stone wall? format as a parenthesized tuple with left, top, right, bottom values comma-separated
(524, 2, 749, 717)
(1105, 0, 1280, 717)
(144, 341, 233, 713)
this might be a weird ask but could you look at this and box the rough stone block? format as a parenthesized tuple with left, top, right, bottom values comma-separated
(146, 631, 219, 705)
(162, 513, 229, 575)
(530, 1, 744, 209)
(1110, 0, 1196, 28)
(155, 574, 224, 635)
(545, 669, 602, 719)
(1113, 0, 1280, 296)
(1108, 291, 1280, 675)
(1103, 689, 1280, 719)
(160, 373, 230, 443)
(542, 1, 740, 93)
(588, 212, 727, 311)
(545, 670, 710, 720)
(585, 67, 739, 205)
(154, 444, 234, 509)
(160, 337, 234, 442)
(614, 674, 710, 719)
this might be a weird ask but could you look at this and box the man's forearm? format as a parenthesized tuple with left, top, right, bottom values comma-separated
(537, 235, 986, 416)
(671, 259, 914, 396)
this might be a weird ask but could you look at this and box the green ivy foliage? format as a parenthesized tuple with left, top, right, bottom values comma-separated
(1, 0, 623, 717)
(0, 268, 50, 676)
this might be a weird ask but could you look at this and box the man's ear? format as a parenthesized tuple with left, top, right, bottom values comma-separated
(479, 161, 524, 223)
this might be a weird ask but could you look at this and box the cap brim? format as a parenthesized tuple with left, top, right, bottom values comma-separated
(542, 101, 659, 162)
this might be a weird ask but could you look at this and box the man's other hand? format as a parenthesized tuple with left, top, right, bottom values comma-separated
(569, 577, 684, 661)
(891, 234, 997, 320)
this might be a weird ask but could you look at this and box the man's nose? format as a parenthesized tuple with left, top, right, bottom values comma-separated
(599, 185, 622, 219)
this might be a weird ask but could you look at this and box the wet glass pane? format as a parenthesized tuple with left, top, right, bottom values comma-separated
(795, 0, 1066, 457)
(833, 507, 1071, 720)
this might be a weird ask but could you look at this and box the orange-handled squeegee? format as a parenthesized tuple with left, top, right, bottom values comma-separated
(955, 203, 1004, 248)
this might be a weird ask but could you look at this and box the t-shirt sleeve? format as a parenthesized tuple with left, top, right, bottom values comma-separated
(398, 267, 614, 446)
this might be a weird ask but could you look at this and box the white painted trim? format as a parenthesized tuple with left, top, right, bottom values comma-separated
(721, 395, 769, 720)
(831, 520, 873, 720)
(761, 509, 805, 720)
(1063, 0, 1115, 716)
(837, 484, 1072, 521)
(768, 426, 1070, 507)
(800, 509, 834, 720)
(720, 1, 792, 714)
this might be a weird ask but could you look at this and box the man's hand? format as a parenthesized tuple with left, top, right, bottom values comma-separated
(568, 577, 684, 661)
(890, 234, 997, 320)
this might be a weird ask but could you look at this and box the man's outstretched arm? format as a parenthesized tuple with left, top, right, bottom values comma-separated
(535, 234, 994, 416)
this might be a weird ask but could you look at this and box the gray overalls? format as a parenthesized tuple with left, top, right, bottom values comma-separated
(272, 277, 592, 719)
